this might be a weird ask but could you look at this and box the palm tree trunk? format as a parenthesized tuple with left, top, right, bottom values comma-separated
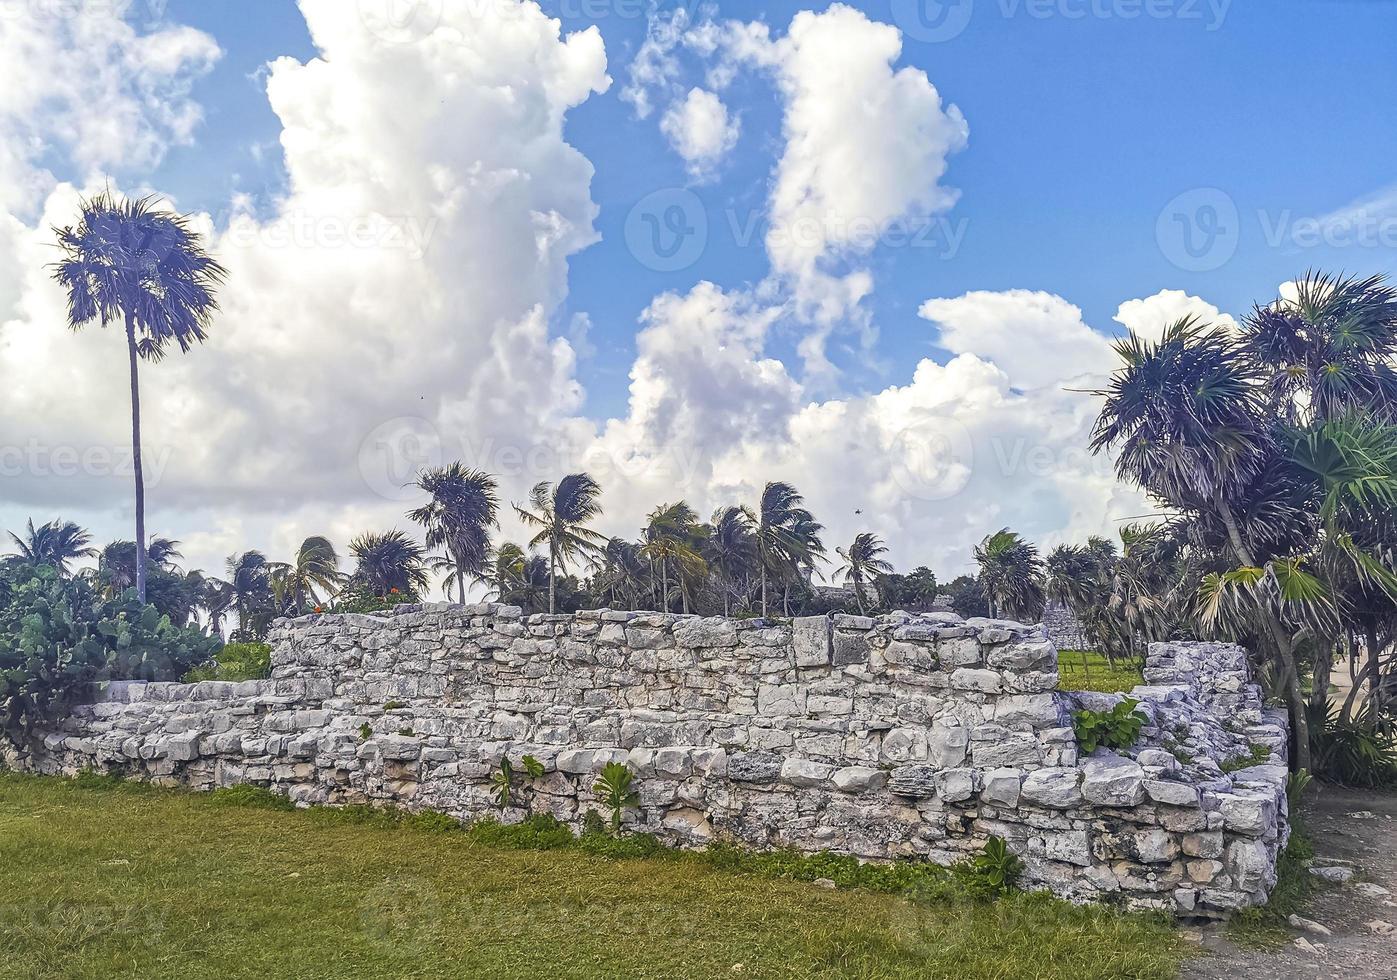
(125, 316, 147, 604)
(452, 543, 466, 605)
(548, 543, 557, 614)
(760, 563, 768, 617)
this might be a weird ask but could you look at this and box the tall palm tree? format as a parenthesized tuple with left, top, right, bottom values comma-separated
(834, 532, 894, 614)
(51, 192, 225, 603)
(703, 506, 757, 616)
(6, 519, 95, 575)
(348, 531, 429, 598)
(408, 464, 499, 605)
(745, 481, 823, 617)
(513, 473, 606, 613)
(973, 528, 1046, 622)
(640, 502, 706, 613)
(268, 536, 342, 615)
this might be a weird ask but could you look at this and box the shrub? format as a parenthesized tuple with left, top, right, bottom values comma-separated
(0, 564, 218, 741)
(1072, 698, 1147, 754)
(1309, 705, 1397, 788)
(592, 762, 639, 834)
(963, 836, 1023, 897)
(332, 581, 417, 614)
(183, 642, 272, 683)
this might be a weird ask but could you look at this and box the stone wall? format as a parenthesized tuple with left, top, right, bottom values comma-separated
(3, 604, 1290, 918)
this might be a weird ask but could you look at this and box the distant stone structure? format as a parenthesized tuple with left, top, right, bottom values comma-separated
(5, 605, 1289, 918)
(1039, 600, 1088, 650)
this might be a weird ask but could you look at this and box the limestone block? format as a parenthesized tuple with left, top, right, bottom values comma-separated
(981, 768, 1023, 808)
(1080, 754, 1145, 807)
(1021, 768, 1083, 809)
(832, 766, 886, 793)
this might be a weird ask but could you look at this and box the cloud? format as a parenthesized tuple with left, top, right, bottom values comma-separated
(2, 2, 1156, 593)
(1113, 289, 1238, 342)
(659, 88, 739, 180)
(626, 4, 968, 379)
(0, 0, 609, 578)
(920, 290, 1115, 391)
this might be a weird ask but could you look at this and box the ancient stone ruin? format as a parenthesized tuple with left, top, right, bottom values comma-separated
(5, 605, 1291, 918)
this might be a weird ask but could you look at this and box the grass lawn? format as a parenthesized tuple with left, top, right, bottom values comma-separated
(0, 772, 1186, 979)
(1058, 650, 1146, 694)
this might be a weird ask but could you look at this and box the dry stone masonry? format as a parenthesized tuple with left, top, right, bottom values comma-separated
(4, 605, 1290, 918)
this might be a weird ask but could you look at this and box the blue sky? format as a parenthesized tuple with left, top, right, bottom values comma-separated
(4, 0, 1397, 581)
(145, 0, 1397, 422)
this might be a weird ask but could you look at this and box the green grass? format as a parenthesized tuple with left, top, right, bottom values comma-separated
(1058, 650, 1145, 693)
(0, 772, 1185, 979)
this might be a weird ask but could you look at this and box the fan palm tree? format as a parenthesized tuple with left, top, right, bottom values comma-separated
(745, 481, 823, 617)
(834, 533, 894, 614)
(513, 473, 607, 613)
(479, 542, 528, 602)
(703, 506, 757, 616)
(640, 502, 706, 613)
(348, 530, 429, 599)
(268, 536, 342, 615)
(1242, 272, 1397, 424)
(6, 518, 95, 575)
(408, 464, 499, 605)
(51, 192, 225, 603)
(973, 529, 1046, 622)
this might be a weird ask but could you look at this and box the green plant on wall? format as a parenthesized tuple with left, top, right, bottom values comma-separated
(968, 835, 1023, 896)
(490, 755, 546, 809)
(1072, 698, 1147, 754)
(592, 762, 639, 834)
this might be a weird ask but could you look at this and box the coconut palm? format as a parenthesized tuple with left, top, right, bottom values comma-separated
(408, 464, 499, 605)
(513, 473, 607, 613)
(479, 542, 528, 602)
(834, 533, 894, 614)
(641, 502, 706, 613)
(348, 531, 429, 599)
(594, 538, 650, 611)
(51, 192, 225, 603)
(745, 481, 823, 617)
(703, 506, 757, 616)
(973, 529, 1046, 622)
(225, 550, 274, 639)
(95, 537, 183, 596)
(268, 536, 342, 615)
(6, 519, 95, 575)
(197, 575, 235, 640)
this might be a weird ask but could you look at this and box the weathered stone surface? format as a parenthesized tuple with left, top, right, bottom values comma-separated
(4, 607, 1287, 921)
(1080, 754, 1146, 807)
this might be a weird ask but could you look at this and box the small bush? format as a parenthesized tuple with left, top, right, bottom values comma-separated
(183, 642, 272, 683)
(962, 835, 1023, 898)
(1309, 705, 1397, 788)
(208, 785, 295, 811)
(1072, 699, 1147, 754)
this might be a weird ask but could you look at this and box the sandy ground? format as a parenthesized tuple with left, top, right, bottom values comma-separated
(1183, 786, 1397, 980)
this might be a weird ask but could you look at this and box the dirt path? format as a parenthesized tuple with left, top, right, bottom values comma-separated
(1184, 787, 1397, 979)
